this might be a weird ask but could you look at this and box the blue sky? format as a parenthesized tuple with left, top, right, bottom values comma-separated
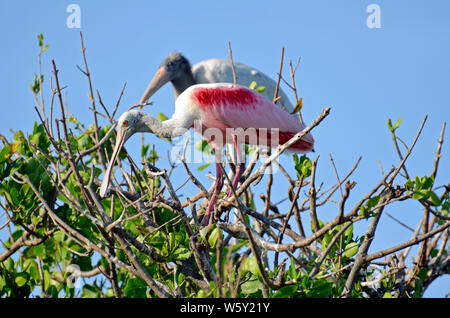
(1, 1, 449, 297)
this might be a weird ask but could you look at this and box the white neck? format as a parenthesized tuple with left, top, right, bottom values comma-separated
(139, 113, 193, 139)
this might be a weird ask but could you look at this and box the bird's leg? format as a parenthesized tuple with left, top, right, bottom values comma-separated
(227, 135, 245, 198)
(201, 149, 224, 226)
(201, 162, 224, 226)
(226, 143, 237, 177)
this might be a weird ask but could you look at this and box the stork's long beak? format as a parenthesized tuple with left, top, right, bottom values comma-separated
(139, 67, 171, 105)
(99, 127, 128, 198)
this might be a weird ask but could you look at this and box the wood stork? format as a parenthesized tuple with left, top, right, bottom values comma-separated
(139, 52, 294, 112)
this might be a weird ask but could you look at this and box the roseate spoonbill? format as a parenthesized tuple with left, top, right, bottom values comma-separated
(100, 83, 314, 226)
(139, 52, 295, 166)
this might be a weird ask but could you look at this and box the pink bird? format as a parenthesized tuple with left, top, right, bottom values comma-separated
(100, 83, 314, 226)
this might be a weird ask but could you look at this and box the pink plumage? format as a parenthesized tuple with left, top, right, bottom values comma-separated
(100, 82, 315, 226)
(190, 84, 314, 153)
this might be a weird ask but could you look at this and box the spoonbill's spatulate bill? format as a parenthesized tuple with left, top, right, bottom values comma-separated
(100, 83, 314, 226)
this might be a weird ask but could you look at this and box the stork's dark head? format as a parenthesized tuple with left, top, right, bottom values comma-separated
(139, 52, 194, 105)
(160, 52, 191, 80)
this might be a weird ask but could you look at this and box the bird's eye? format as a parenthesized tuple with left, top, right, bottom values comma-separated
(123, 120, 129, 126)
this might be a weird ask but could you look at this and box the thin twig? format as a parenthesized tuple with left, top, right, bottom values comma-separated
(309, 155, 320, 232)
(273, 46, 285, 105)
(228, 42, 237, 85)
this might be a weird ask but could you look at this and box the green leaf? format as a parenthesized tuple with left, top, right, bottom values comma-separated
(37, 34, 44, 47)
(9, 187, 20, 205)
(198, 226, 210, 244)
(255, 86, 266, 95)
(29, 74, 43, 94)
(248, 81, 265, 95)
(0, 146, 10, 163)
(195, 139, 212, 154)
(343, 223, 354, 244)
(415, 176, 422, 188)
(292, 97, 303, 114)
(248, 81, 257, 90)
(321, 231, 332, 251)
(43, 269, 52, 291)
(393, 117, 402, 130)
(172, 247, 191, 260)
(23, 259, 39, 281)
(156, 112, 168, 122)
(272, 285, 297, 298)
(412, 190, 429, 201)
(422, 176, 434, 190)
(14, 272, 29, 287)
(293, 155, 312, 178)
(301, 274, 311, 290)
(81, 285, 100, 298)
(197, 162, 211, 171)
(343, 242, 359, 258)
(243, 144, 257, 155)
(366, 196, 380, 209)
(240, 278, 260, 295)
(140, 144, 149, 158)
(47, 285, 59, 298)
(418, 267, 428, 281)
(430, 248, 439, 258)
(32, 244, 46, 258)
(0, 274, 6, 291)
(208, 227, 220, 248)
(429, 191, 441, 206)
(306, 279, 333, 298)
(123, 278, 147, 298)
(287, 257, 300, 281)
(387, 119, 394, 133)
(147, 149, 158, 163)
(405, 179, 414, 190)
(299, 156, 312, 177)
(388, 117, 402, 133)
(240, 257, 259, 278)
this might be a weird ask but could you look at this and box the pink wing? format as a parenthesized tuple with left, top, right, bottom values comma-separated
(190, 84, 314, 153)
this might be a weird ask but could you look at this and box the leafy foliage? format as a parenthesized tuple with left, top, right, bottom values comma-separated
(0, 35, 448, 299)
